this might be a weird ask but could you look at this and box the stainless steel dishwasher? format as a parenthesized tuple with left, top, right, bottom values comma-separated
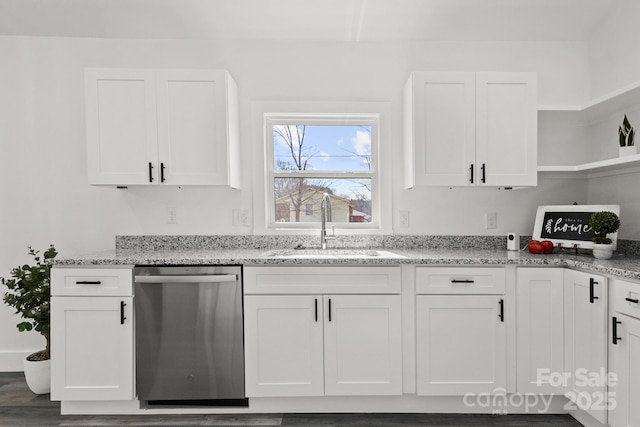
(134, 266, 246, 406)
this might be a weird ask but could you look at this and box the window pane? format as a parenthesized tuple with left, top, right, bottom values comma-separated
(274, 178, 371, 223)
(273, 125, 372, 172)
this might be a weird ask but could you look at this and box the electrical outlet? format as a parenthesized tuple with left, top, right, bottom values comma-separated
(399, 210, 410, 228)
(233, 209, 250, 227)
(485, 212, 497, 229)
(166, 207, 177, 224)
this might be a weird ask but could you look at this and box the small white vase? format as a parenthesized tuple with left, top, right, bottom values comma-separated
(23, 357, 50, 394)
(592, 243, 614, 260)
(619, 145, 638, 157)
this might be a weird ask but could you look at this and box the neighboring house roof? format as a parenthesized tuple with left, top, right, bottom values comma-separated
(275, 191, 354, 207)
(351, 208, 371, 221)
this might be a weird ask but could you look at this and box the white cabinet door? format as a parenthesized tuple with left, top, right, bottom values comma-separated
(612, 314, 640, 427)
(323, 295, 402, 396)
(51, 297, 133, 401)
(406, 72, 476, 187)
(85, 68, 240, 188)
(405, 71, 537, 188)
(243, 295, 324, 397)
(564, 269, 608, 424)
(516, 268, 565, 394)
(476, 73, 537, 187)
(416, 295, 506, 395)
(85, 69, 158, 185)
(156, 70, 238, 186)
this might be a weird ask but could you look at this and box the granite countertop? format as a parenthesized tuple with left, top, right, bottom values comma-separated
(51, 246, 640, 281)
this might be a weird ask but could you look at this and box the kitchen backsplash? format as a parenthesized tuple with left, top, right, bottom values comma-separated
(115, 234, 522, 251)
(115, 235, 640, 257)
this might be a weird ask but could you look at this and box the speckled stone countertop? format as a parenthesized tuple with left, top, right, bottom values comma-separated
(51, 246, 640, 281)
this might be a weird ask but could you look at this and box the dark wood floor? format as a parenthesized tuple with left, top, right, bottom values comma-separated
(0, 373, 584, 426)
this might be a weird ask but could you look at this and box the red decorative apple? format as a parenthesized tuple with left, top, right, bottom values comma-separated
(540, 240, 554, 254)
(527, 240, 545, 254)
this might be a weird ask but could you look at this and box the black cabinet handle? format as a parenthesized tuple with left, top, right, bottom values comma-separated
(451, 279, 475, 284)
(613, 316, 622, 345)
(75, 280, 101, 285)
(120, 301, 126, 325)
(314, 298, 318, 322)
(625, 297, 639, 304)
(328, 298, 332, 322)
(499, 299, 504, 322)
(469, 164, 474, 184)
(160, 162, 166, 183)
(148, 162, 154, 183)
(481, 163, 486, 183)
(589, 278, 599, 303)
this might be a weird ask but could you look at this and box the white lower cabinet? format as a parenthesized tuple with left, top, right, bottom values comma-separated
(416, 295, 506, 395)
(243, 295, 324, 397)
(564, 269, 608, 425)
(51, 266, 134, 401)
(51, 296, 134, 401)
(323, 295, 402, 396)
(611, 279, 640, 427)
(243, 294, 402, 397)
(516, 268, 565, 394)
(611, 314, 640, 427)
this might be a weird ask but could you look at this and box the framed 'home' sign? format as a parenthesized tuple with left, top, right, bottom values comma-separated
(532, 204, 621, 250)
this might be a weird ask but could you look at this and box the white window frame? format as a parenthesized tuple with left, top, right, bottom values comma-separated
(265, 113, 380, 230)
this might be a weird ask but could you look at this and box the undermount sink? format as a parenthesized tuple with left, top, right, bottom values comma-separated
(262, 249, 406, 259)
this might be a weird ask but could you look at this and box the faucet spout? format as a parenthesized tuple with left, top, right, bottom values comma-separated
(320, 193, 336, 249)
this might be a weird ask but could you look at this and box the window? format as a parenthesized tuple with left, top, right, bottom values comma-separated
(305, 204, 314, 216)
(266, 113, 379, 229)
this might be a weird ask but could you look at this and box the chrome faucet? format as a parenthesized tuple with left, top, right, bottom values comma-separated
(320, 193, 336, 249)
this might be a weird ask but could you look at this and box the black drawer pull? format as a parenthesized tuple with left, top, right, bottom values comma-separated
(499, 299, 504, 322)
(328, 298, 332, 322)
(469, 164, 474, 184)
(481, 163, 486, 183)
(160, 162, 166, 183)
(120, 301, 127, 325)
(451, 279, 475, 284)
(613, 316, 622, 345)
(625, 297, 639, 304)
(148, 162, 154, 183)
(589, 278, 598, 303)
(76, 280, 101, 285)
(314, 298, 318, 322)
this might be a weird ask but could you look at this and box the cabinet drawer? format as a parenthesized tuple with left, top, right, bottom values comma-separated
(416, 267, 505, 294)
(51, 267, 133, 296)
(244, 266, 401, 294)
(615, 279, 640, 320)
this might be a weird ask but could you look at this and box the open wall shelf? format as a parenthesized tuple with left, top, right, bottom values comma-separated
(538, 80, 640, 177)
(538, 154, 640, 176)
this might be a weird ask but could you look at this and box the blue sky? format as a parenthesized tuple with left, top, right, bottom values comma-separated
(273, 125, 371, 172)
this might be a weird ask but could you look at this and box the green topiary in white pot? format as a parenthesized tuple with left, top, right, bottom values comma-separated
(589, 212, 620, 260)
(1, 245, 57, 394)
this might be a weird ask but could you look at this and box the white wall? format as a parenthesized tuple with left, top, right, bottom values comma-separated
(0, 36, 591, 369)
(588, 0, 640, 99)
(585, 0, 640, 239)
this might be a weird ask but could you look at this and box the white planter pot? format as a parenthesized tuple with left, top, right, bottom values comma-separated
(619, 145, 638, 157)
(592, 243, 614, 260)
(23, 356, 50, 395)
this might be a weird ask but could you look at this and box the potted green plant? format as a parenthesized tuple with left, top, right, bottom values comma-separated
(1, 245, 57, 394)
(589, 211, 620, 260)
(619, 115, 637, 157)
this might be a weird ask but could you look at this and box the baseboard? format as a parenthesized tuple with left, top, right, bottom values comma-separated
(0, 350, 34, 372)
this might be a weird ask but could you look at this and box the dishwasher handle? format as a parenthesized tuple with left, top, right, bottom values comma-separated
(134, 274, 237, 284)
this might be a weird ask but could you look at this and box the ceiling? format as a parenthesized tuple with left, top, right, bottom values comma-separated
(0, 0, 621, 42)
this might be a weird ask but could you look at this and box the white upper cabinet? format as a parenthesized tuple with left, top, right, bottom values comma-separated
(405, 71, 537, 187)
(85, 68, 240, 188)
